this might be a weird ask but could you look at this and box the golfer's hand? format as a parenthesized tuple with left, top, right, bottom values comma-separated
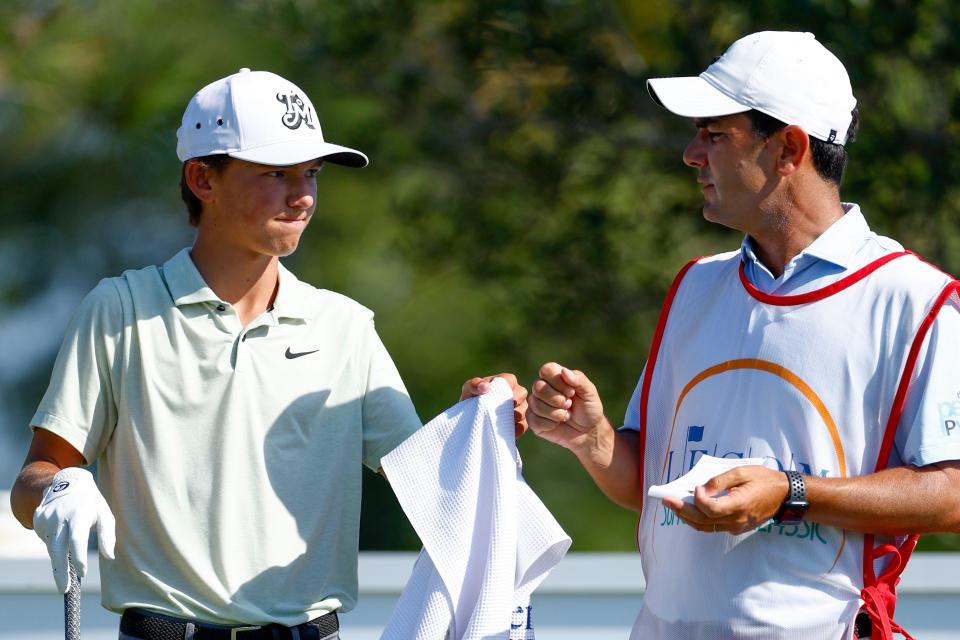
(527, 363, 608, 454)
(33, 467, 116, 593)
(662, 465, 790, 534)
(460, 372, 529, 437)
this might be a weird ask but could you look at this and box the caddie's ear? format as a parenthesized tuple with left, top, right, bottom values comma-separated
(774, 125, 810, 176)
(183, 159, 217, 204)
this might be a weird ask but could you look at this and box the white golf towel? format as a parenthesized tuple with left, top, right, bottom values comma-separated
(380, 378, 571, 640)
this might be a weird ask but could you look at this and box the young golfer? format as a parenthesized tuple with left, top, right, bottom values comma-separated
(11, 68, 527, 640)
(528, 31, 960, 639)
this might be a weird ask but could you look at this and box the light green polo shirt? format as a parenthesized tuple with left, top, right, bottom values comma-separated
(31, 248, 423, 625)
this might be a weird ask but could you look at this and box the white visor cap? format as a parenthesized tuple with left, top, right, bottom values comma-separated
(176, 68, 368, 167)
(647, 31, 857, 145)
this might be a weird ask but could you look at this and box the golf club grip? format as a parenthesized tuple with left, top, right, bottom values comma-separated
(65, 554, 81, 640)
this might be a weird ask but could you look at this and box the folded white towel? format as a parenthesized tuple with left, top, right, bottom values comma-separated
(380, 378, 571, 640)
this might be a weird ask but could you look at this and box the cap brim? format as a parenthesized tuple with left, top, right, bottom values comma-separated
(647, 76, 750, 119)
(229, 140, 369, 168)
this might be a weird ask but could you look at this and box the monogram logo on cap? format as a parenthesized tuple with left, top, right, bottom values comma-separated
(276, 91, 316, 130)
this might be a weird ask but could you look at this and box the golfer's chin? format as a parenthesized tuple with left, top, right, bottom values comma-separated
(701, 204, 742, 232)
(701, 202, 721, 224)
(266, 229, 308, 257)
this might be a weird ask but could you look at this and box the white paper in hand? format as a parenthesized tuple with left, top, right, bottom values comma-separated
(647, 454, 767, 503)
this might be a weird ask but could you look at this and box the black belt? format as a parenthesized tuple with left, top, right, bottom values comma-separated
(120, 608, 338, 640)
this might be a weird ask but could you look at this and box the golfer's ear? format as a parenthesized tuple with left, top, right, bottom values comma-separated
(775, 125, 810, 175)
(184, 159, 217, 203)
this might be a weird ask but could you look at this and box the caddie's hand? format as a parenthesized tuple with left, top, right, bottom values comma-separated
(662, 465, 790, 535)
(527, 363, 607, 453)
(33, 467, 116, 593)
(460, 372, 529, 437)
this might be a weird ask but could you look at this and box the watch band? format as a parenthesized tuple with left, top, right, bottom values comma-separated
(773, 470, 809, 524)
(785, 469, 806, 501)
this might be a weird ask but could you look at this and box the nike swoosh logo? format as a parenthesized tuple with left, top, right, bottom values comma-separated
(285, 347, 320, 359)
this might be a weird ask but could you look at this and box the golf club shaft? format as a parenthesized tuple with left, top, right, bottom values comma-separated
(65, 554, 81, 640)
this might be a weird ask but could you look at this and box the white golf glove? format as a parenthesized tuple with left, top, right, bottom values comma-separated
(33, 467, 116, 593)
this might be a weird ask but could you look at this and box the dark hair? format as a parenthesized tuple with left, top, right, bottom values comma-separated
(180, 154, 232, 226)
(746, 108, 859, 186)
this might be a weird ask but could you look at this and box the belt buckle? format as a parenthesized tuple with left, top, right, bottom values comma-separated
(230, 626, 262, 640)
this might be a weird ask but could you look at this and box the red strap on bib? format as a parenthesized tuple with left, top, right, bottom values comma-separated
(859, 536, 917, 640)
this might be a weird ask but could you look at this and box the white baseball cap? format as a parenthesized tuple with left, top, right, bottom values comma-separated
(647, 31, 857, 145)
(176, 68, 368, 167)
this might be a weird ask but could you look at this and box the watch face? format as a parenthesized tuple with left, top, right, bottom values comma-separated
(777, 503, 809, 525)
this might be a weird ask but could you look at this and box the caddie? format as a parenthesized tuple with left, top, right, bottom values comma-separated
(11, 68, 527, 640)
(527, 31, 960, 639)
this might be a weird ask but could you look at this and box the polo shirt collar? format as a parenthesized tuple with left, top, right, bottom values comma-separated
(162, 249, 312, 320)
(741, 202, 870, 271)
(272, 261, 312, 320)
(163, 248, 220, 306)
(797, 203, 870, 270)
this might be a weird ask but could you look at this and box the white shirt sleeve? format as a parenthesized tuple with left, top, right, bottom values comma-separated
(359, 319, 423, 469)
(620, 363, 648, 432)
(30, 278, 123, 464)
(894, 299, 960, 467)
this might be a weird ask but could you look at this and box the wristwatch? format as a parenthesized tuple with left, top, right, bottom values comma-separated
(773, 470, 809, 524)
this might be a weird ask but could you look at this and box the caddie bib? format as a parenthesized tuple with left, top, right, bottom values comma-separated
(633, 249, 958, 640)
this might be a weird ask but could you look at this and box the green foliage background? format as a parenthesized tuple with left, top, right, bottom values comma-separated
(3, 0, 960, 551)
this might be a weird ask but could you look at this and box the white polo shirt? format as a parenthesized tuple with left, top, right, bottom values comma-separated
(31, 248, 423, 625)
